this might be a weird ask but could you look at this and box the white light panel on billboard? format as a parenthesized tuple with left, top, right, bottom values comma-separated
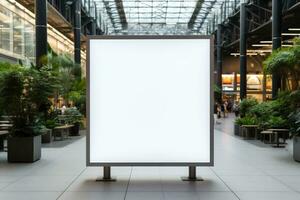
(87, 36, 213, 166)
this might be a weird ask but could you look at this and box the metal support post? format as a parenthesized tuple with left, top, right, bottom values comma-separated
(74, 0, 81, 66)
(96, 166, 116, 182)
(181, 166, 203, 181)
(35, 0, 47, 68)
(240, 3, 247, 100)
(272, 0, 282, 99)
(216, 24, 223, 103)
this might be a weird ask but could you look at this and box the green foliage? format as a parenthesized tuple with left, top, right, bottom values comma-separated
(235, 116, 258, 126)
(0, 43, 86, 134)
(214, 84, 221, 94)
(0, 62, 23, 73)
(0, 63, 58, 136)
(263, 40, 300, 91)
(289, 109, 300, 136)
(249, 101, 272, 118)
(0, 70, 24, 119)
(243, 91, 300, 131)
(44, 109, 60, 129)
(68, 78, 86, 116)
(40, 47, 86, 115)
(248, 101, 273, 129)
(239, 98, 258, 117)
(61, 107, 83, 125)
(263, 49, 295, 74)
(265, 116, 288, 129)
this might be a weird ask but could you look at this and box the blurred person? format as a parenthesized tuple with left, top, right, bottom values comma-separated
(232, 101, 240, 117)
(61, 104, 67, 115)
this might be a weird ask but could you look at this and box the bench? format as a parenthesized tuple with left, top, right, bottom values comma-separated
(267, 129, 290, 148)
(0, 122, 12, 151)
(260, 130, 274, 144)
(0, 130, 9, 151)
(53, 125, 74, 141)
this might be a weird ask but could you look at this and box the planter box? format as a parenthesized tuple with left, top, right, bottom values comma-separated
(293, 136, 300, 162)
(234, 124, 240, 136)
(42, 129, 52, 143)
(69, 123, 80, 136)
(8, 135, 41, 163)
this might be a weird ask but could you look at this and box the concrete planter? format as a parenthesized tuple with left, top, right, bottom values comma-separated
(234, 124, 240, 136)
(69, 122, 80, 136)
(8, 135, 41, 163)
(293, 136, 300, 162)
(42, 129, 52, 143)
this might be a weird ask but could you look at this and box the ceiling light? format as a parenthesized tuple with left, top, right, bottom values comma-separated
(260, 41, 272, 44)
(282, 33, 300, 36)
(252, 44, 272, 47)
(288, 28, 300, 31)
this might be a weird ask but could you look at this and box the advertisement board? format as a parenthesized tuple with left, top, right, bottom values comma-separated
(87, 36, 213, 166)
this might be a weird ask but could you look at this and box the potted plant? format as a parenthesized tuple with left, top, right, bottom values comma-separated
(234, 116, 258, 136)
(263, 38, 300, 91)
(234, 117, 242, 136)
(68, 78, 86, 117)
(233, 98, 258, 135)
(0, 64, 56, 162)
(289, 110, 300, 162)
(239, 98, 258, 118)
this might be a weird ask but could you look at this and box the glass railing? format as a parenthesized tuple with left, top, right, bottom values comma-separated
(0, 0, 85, 66)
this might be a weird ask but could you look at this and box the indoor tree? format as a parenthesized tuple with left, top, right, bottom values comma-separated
(263, 38, 300, 91)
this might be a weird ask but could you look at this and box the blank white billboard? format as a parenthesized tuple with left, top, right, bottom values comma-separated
(87, 36, 213, 166)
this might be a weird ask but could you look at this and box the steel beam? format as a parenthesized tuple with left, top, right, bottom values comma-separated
(239, 3, 247, 100)
(216, 24, 223, 103)
(272, 0, 282, 99)
(35, 0, 48, 68)
(188, 0, 204, 29)
(74, 0, 81, 66)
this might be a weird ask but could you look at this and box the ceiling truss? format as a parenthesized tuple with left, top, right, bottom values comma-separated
(91, 0, 242, 35)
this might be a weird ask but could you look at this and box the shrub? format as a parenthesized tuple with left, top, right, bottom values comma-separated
(289, 109, 300, 137)
(0, 64, 56, 136)
(61, 107, 83, 125)
(235, 116, 258, 126)
(265, 116, 288, 129)
(239, 98, 258, 117)
(263, 39, 300, 90)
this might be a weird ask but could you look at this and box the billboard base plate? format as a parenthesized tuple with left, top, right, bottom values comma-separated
(96, 166, 116, 182)
(181, 176, 204, 181)
(96, 177, 117, 182)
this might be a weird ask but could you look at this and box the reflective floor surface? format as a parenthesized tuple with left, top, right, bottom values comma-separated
(1, 114, 300, 200)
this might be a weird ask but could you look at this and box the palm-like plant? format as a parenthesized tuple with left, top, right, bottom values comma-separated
(39, 46, 82, 106)
(263, 38, 300, 91)
(0, 65, 57, 136)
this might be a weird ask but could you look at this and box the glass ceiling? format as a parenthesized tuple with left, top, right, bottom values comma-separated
(91, 0, 241, 35)
(123, 0, 197, 24)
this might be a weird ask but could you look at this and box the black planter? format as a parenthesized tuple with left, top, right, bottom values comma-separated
(8, 135, 41, 163)
(234, 124, 240, 136)
(42, 129, 52, 143)
(293, 136, 300, 162)
(69, 122, 80, 136)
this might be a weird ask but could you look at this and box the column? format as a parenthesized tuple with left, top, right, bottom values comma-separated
(216, 24, 223, 103)
(35, 0, 47, 68)
(239, 3, 247, 100)
(91, 20, 97, 35)
(74, 0, 81, 65)
(272, 0, 282, 98)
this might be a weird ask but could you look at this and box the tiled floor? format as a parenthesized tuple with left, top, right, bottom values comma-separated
(1, 114, 300, 200)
